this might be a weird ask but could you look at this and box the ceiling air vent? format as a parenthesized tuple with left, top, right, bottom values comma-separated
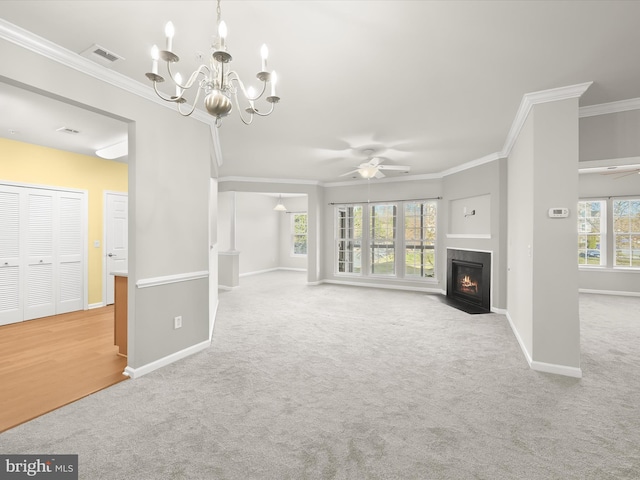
(56, 126, 80, 135)
(80, 44, 125, 67)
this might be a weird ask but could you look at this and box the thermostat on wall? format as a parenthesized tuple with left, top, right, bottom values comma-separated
(548, 207, 569, 218)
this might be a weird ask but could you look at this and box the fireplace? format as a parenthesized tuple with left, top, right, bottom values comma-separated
(446, 249, 491, 314)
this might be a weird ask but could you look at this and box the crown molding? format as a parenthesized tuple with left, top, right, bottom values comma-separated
(579, 97, 640, 118)
(441, 152, 503, 178)
(0, 18, 214, 126)
(501, 82, 593, 159)
(218, 176, 321, 186)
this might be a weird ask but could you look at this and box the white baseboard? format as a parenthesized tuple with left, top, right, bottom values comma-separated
(531, 360, 582, 378)
(579, 288, 640, 297)
(123, 339, 210, 379)
(491, 307, 507, 314)
(321, 279, 442, 294)
(218, 285, 238, 291)
(505, 311, 533, 366)
(88, 302, 104, 309)
(239, 267, 279, 277)
(278, 267, 307, 272)
(505, 311, 582, 378)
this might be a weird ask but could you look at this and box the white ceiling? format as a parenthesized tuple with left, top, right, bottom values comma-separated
(2, 1, 640, 182)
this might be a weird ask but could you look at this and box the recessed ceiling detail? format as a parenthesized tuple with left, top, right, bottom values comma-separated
(56, 126, 80, 135)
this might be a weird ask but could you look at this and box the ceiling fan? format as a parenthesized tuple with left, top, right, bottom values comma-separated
(340, 157, 411, 179)
(599, 166, 640, 179)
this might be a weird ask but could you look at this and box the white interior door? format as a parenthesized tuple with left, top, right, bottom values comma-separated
(0, 187, 23, 326)
(105, 192, 128, 305)
(24, 189, 55, 320)
(57, 192, 84, 314)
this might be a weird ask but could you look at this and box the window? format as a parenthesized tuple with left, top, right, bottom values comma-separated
(336, 206, 362, 273)
(404, 202, 437, 278)
(292, 213, 308, 256)
(335, 200, 437, 279)
(577, 200, 605, 266)
(613, 199, 640, 267)
(370, 204, 396, 275)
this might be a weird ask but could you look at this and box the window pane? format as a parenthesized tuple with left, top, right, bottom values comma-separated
(404, 202, 437, 278)
(370, 204, 396, 275)
(577, 200, 605, 266)
(336, 206, 362, 274)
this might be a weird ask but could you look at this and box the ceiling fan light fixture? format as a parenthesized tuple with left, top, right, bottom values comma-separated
(274, 195, 287, 211)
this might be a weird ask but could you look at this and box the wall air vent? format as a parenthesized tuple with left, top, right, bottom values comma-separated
(80, 44, 124, 67)
(56, 126, 80, 135)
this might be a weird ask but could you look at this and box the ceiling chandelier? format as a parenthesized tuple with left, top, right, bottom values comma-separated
(145, 0, 280, 127)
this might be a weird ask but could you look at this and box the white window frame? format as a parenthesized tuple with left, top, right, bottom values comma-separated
(613, 198, 640, 269)
(577, 199, 606, 267)
(334, 199, 437, 281)
(404, 201, 437, 279)
(291, 212, 308, 257)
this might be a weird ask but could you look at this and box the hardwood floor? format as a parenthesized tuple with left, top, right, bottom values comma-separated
(0, 306, 128, 433)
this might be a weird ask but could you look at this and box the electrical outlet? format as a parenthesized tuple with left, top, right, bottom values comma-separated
(174, 315, 182, 329)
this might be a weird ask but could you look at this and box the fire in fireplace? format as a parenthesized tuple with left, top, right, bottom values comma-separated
(446, 249, 491, 314)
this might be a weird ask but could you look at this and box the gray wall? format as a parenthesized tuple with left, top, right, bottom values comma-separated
(1, 38, 212, 370)
(442, 159, 508, 309)
(218, 180, 323, 283)
(580, 110, 640, 162)
(507, 98, 581, 372)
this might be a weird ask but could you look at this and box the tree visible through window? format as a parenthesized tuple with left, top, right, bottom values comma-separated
(292, 213, 308, 256)
(613, 199, 640, 267)
(405, 202, 436, 277)
(577, 200, 605, 266)
(370, 204, 396, 275)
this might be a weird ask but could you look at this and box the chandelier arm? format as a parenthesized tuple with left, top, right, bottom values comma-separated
(167, 61, 211, 90)
(176, 89, 201, 117)
(252, 102, 276, 117)
(227, 70, 266, 101)
(231, 88, 255, 125)
(152, 81, 182, 103)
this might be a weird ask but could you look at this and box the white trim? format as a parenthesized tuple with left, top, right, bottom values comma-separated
(88, 302, 104, 309)
(505, 311, 533, 366)
(491, 307, 507, 315)
(323, 172, 442, 188)
(322, 279, 442, 294)
(579, 266, 640, 274)
(446, 233, 492, 239)
(209, 299, 219, 342)
(123, 339, 210, 379)
(136, 271, 209, 288)
(579, 288, 640, 297)
(239, 267, 279, 277)
(441, 152, 503, 178)
(501, 82, 593, 159)
(218, 176, 321, 186)
(0, 18, 215, 127)
(531, 361, 582, 379)
(217, 285, 238, 291)
(579, 97, 640, 118)
(278, 267, 307, 272)
(505, 311, 582, 378)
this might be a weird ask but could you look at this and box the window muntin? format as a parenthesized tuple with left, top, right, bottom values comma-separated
(292, 213, 308, 256)
(613, 199, 640, 267)
(370, 204, 396, 275)
(577, 200, 605, 266)
(404, 202, 436, 278)
(336, 206, 362, 274)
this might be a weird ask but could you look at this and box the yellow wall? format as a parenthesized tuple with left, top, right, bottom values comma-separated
(0, 137, 128, 306)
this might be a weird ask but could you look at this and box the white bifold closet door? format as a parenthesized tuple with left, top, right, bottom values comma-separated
(0, 184, 85, 326)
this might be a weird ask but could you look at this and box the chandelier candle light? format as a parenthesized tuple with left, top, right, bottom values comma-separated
(145, 0, 280, 126)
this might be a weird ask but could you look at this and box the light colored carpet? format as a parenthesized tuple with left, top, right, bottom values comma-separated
(1, 271, 639, 479)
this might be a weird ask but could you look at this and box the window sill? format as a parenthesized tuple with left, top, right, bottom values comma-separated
(579, 266, 640, 273)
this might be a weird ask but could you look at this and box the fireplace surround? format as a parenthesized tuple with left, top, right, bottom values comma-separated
(446, 249, 491, 314)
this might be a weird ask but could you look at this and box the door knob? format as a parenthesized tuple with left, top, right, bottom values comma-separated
(108, 253, 117, 257)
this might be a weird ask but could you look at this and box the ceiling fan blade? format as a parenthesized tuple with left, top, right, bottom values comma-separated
(374, 170, 386, 179)
(613, 170, 640, 179)
(339, 169, 360, 177)
(369, 157, 382, 166)
(378, 165, 411, 171)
